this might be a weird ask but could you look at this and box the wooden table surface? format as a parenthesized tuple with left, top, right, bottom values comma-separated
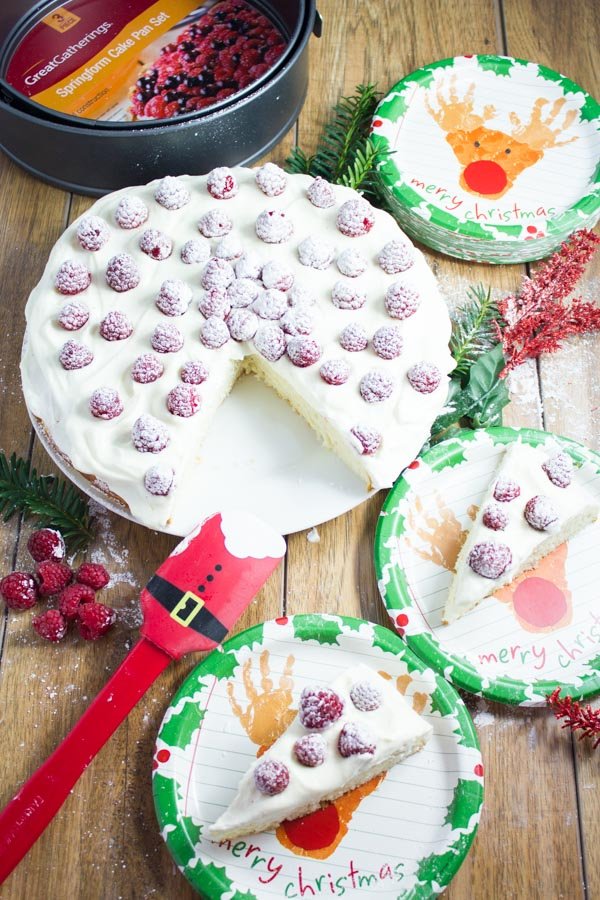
(0, 1, 598, 897)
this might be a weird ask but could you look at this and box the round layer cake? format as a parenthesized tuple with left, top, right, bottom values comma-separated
(21, 166, 453, 531)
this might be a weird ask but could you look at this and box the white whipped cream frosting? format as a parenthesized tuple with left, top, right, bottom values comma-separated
(21, 168, 453, 531)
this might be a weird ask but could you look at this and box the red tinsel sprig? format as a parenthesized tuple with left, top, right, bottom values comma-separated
(499, 229, 600, 376)
(547, 688, 600, 748)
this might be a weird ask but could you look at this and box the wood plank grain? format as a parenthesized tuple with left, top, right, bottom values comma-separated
(502, 3, 599, 896)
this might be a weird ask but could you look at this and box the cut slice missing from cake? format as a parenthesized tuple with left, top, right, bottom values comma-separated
(443, 442, 600, 625)
(209, 663, 432, 841)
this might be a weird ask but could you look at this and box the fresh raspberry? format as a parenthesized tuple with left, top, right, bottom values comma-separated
(180, 360, 209, 384)
(28, 528, 65, 563)
(58, 301, 89, 331)
(156, 280, 192, 316)
(378, 240, 415, 274)
(154, 176, 190, 210)
(235, 252, 263, 281)
(200, 316, 230, 349)
(106, 253, 140, 292)
(214, 235, 244, 261)
(288, 285, 316, 309)
(115, 196, 148, 229)
(407, 362, 441, 394)
(76, 216, 109, 252)
(253, 758, 289, 795)
(338, 722, 376, 757)
(468, 541, 512, 579)
(0, 572, 38, 610)
(132, 414, 170, 452)
(59, 340, 93, 370)
(253, 324, 286, 361)
(287, 337, 321, 368)
(37, 560, 73, 596)
(252, 289, 287, 320)
(299, 686, 344, 729)
(306, 177, 335, 208)
(89, 387, 124, 420)
(542, 452, 573, 488)
(339, 323, 368, 352)
(76, 562, 110, 590)
(336, 248, 367, 278)
(261, 260, 294, 291)
(255, 162, 287, 196)
(132, 353, 164, 384)
(78, 602, 116, 640)
(298, 237, 334, 270)
(293, 733, 326, 767)
(201, 257, 235, 291)
(255, 209, 293, 243)
(144, 464, 175, 496)
(385, 282, 420, 319)
(331, 280, 366, 310)
(482, 503, 509, 531)
(32, 609, 67, 642)
(320, 359, 350, 385)
(524, 495, 559, 531)
(372, 325, 404, 360)
(151, 322, 184, 353)
(199, 289, 231, 320)
(58, 583, 95, 620)
(227, 278, 260, 308)
(336, 199, 375, 237)
(140, 228, 173, 261)
(350, 425, 382, 455)
(100, 310, 133, 341)
(360, 371, 394, 403)
(350, 680, 383, 711)
(198, 209, 233, 238)
(55, 260, 91, 295)
(227, 308, 259, 341)
(493, 478, 521, 502)
(181, 238, 211, 265)
(167, 384, 200, 417)
(280, 307, 314, 336)
(206, 167, 238, 199)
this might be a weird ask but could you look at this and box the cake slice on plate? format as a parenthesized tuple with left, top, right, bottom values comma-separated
(209, 663, 432, 840)
(443, 442, 600, 625)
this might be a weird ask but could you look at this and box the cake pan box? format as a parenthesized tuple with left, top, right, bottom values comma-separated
(0, 0, 321, 195)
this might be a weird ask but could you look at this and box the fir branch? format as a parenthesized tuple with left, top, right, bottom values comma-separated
(338, 137, 389, 195)
(547, 688, 600, 748)
(284, 146, 314, 176)
(0, 452, 95, 553)
(450, 285, 502, 379)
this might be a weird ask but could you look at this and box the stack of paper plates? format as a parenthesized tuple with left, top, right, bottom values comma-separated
(373, 55, 600, 264)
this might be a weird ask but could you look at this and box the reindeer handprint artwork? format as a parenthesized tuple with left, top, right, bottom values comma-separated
(425, 76, 578, 198)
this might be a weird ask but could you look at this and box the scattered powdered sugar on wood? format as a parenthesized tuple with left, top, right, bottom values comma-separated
(306, 527, 320, 543)
(88, 500, 143, 627)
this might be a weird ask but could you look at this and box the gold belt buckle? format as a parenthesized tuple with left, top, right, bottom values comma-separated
(170, 590, 205, 626)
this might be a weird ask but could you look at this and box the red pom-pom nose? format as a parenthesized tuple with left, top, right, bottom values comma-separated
(463, 160, 508, 195)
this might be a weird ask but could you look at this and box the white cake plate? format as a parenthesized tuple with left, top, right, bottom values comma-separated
(30, 375, 374, 536)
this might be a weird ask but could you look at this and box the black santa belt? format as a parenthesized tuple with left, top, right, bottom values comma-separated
(146, 574, 228, 642)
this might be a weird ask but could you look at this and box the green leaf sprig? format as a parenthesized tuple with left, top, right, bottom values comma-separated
(0, 452, 95, 552)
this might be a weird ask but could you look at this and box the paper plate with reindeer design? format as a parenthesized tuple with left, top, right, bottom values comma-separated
(375, 427, 600, 707)
(372, 55, 600, 263)
(153, 613, 483, 899)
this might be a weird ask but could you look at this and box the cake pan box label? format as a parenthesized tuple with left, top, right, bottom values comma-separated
(4, 0, 199, 120)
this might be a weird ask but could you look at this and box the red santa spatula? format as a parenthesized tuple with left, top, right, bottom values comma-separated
(0, 509, 285, 884)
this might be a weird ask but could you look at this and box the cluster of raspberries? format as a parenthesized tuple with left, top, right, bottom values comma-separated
(129, 1, 286, 120)
(0, 528, 115, 642)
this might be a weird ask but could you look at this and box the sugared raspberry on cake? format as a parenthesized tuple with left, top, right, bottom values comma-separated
(339, 323, 368, 352)
(524, 495, 559, 531)
(181, 238, 211, 265)
(201, 258, 235, 291)
(385, 282, 420, 319)
(307, 176, 336, 208)
(151, 323, 184, 354)
(227, 308, 259, 341)
(331, 280, 366, 310)
(255, 163, 287, 197)
(132, 354, 164, 384)
(139, 228, 173, 260)
(493, 478, 520, 502)
(199, 289, 231, 320)
(253, 324, 285, 361)
(261, 260, 294, 291)
(482, 503, 509, 531)
(115, 196, 148, 229)
(350, 425, 382, 456)
(58, 302, 89, 331)
(468, 541, 512, 579)
(180, 360, 209, 385)
(59, 340, 93, 370)
(542, 452, 573, 488)
(144, 464, 175, 496)
(198, 209, 233, 238)
(76, 216, 109, 251)
(319, 359, 350, 385)
(154, 176, 190, 210)
(336, 248, 367, 278)
(55, 261, 91, 295)
(236, 252, 263, 281)
(207, 167, 238, 200)
(227, 279, 260, 308)
(372, 325, 403, 360)
(255, 209, 293, 243)
(132, 415, 170, 452)
(294, 734, 326, 767)
(156, 280, 192, 317)
(252, 289, 287, 320)
(336, 199, 374, 237)
(167, 384, 200, 418)
(214, 235, 244, 261)
(298, 237, 334, 270)
(338, 722, 376, 757)
(407, 362, 441, 394)
(89, 387, 124, 420)
(360, 371, 394, 403)
(106, 253, 140, 292)
(201, 316, 230, 349)
(100, 310, 133, 341)
(378, 240, 415, 274)
(280, 307, 314, 336)
(287, 337, 321, 368)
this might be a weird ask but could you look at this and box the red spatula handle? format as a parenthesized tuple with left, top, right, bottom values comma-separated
(0, 638, 170, 885)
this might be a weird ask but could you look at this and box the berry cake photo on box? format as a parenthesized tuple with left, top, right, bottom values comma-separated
(20, 165, 453, 533)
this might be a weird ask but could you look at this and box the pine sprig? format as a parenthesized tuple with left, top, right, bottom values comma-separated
(285, 84, 387, 194)
(450, 285, 502, 379)
(0, 452, 95, 552)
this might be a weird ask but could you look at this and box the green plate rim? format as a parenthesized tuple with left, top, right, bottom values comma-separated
(153, 613, 484, 899)
(372, 54, 600, 253)
(374, 426, 600, 706)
